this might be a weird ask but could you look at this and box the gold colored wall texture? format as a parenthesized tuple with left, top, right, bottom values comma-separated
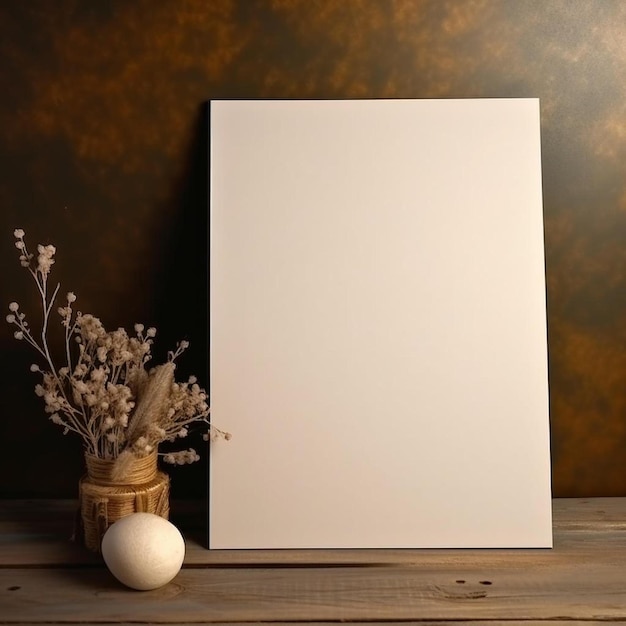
(1, 0, 625, 497)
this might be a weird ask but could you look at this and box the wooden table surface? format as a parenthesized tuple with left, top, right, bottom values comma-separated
(1, 498, 626, 624)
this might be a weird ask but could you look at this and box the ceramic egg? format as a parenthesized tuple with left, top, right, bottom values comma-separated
(101, 512, 185, 590)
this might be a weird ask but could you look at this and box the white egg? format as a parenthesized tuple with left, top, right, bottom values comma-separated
(101, 513, 185, 591)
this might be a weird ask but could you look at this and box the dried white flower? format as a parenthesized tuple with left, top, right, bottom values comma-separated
(204, 425, 232, 442)
(36, 244, 56, 276)
(162, 448, 200, 465)
(8, 231, 229, 466)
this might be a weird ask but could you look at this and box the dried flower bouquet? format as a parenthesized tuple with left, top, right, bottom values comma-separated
(7, 229, 229, 481)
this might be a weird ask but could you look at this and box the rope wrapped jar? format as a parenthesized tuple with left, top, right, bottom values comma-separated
(77, 451, 170, 552)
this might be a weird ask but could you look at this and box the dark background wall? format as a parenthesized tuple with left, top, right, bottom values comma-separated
(1, 0, 626, 499)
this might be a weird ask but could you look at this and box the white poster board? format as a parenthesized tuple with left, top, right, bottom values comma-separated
(209, 99, 552, 549)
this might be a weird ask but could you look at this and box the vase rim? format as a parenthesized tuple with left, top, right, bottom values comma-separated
(84, 450, 158, 485)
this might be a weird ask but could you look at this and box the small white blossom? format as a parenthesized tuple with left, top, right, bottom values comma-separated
(36, 244, 56, 276)
(161, 448, 200, 465)
(8, 231, 228, 465)
(205, 425, 232, 442)
(91, 367, 106, 383)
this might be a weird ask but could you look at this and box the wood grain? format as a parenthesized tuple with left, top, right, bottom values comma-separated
(2, 498, 626, 567)
(2, 498, 626, 624)
(2, 562, 626, 622)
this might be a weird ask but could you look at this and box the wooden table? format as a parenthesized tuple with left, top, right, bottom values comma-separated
(1, 498, 626, 624)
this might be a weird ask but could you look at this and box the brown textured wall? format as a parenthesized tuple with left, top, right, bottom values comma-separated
(1, 0, 626, 497)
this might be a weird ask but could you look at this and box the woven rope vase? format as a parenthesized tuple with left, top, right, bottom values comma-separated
(77, 451, 170, 552)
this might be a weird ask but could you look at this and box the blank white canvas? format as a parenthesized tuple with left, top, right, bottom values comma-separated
(209, 98, 552, 549)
